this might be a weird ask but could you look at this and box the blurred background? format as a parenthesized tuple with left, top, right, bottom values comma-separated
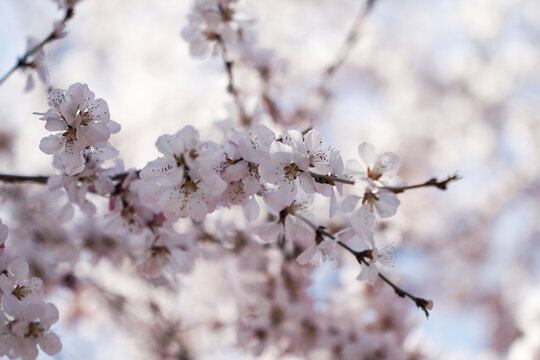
(0, 0, 539, 359)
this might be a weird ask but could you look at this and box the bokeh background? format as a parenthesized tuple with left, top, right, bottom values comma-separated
(1, 0, 539, 359)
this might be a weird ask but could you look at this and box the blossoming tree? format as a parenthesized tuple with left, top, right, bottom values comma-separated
(1, 0, 538, 359)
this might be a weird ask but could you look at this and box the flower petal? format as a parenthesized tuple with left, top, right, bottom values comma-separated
(78, 123, 110, 147)
(374, 190, 400, 218)
(44, 118, 67, 131)
(351, 204, 375, 234)
(296, 245, 317, 265)
(39, 135, 64, 154)
(39, 332, 62, 355)
(47, 88, 65, 108)
(358, 142, 375, 168)
(329, 190, 337, 218)
(254, 222, 282, 242)
(185, 196, 208, 222)
(372, 152, 400, 176)
(107, 120, 121, 134)
(8, 258, 29, 283)
(62, 142, 85, 176)
(243, 196, 260, 222)
(340, 195, 360, 213)
(0, 221, 8, 243)
(140, 158, 183, 186)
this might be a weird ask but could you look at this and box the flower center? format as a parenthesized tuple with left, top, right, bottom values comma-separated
(283, 162, 300, 180)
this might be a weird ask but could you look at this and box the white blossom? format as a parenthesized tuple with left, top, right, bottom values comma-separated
(35, 83, 120, 176)
(0, 255, 61, 360)
(140, 126, 227, 222)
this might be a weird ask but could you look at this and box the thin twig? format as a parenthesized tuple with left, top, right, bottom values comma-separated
(309, 171, 355, 185)
(0, 7, 75, 86)
(295, 214, 432, 317)
(383, 173, 462, 194)
(376, 271, 432, 318)
(322, 0, 379, 81)
(0, 174, 49, 184)
(214, 4, 249, 126)
(295, 0, 380, 122)
(0, 169, 140, 186)
(336, 239, 432, 318)
(215, 36, 249, 126)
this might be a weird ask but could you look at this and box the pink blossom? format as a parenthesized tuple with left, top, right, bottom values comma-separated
(36, 83, 120, 176)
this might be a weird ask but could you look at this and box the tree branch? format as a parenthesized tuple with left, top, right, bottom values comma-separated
(0, 174, 49, 184)
(322, 0, 379, 81)
(0, 169, 140, 186)
(383, 173, 462, 194)
(309, 171, 355, 185)
(336, 239, 433, 318)
(295, 0, 380, 122)
(0, 7, 75, 86)
(295, 213, 433, 317)
(214, 4, 249, 127)
(215, 36, 250, 126)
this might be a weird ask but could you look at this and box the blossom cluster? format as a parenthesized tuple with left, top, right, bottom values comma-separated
(181, 0, 251, 58)
(0, 220, 61, 360)
(18, 76, 452, 359)
(36, 83, 120, 177)
(34, 83, 410, 289)
(0, 1, 459, 357)
(1, 0, 534, 357)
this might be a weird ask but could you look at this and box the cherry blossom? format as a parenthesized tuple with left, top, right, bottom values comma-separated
(220, 129, 265, 220)
(355, 244, 396, 286)
(296, 230, 336, 265)
(0, 245, 61, 360)
(339, 143, 404, 234)
(259, 128, 317, 211)
(22, 38, 48, 92)
(181, 0, 245, 57)
(105, 172, 159, 235)
(140, 126, 227, 222)
(253, 196, 315, 246)
(345, 188, 401, 235)
(35, 83, 120, 176)
(337, 231, 395, 286)
(0, 0, 486, 357)
(47, 150, 120, 220)
(138, 228, 196, 279)
(349, 142, 405, 186)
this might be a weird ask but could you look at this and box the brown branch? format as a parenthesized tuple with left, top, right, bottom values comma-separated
(295, 0, 380, 122)
(376, 271, 433, 318)
(0, 169, 140, 186)
(215, 36, 250, 126)
(0, 7, 75, 86)
(383, 173, 462, 194)
(295, 213, 432, 317)
(336, 239, 433, 318)
(322, 0, 379, 81)
(0, 174, 49, 184)
(214, 4, 249, 127)
(0, 167, 354, 189)
(112, 170, 141, 182)
(309, 171, 355, 185)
